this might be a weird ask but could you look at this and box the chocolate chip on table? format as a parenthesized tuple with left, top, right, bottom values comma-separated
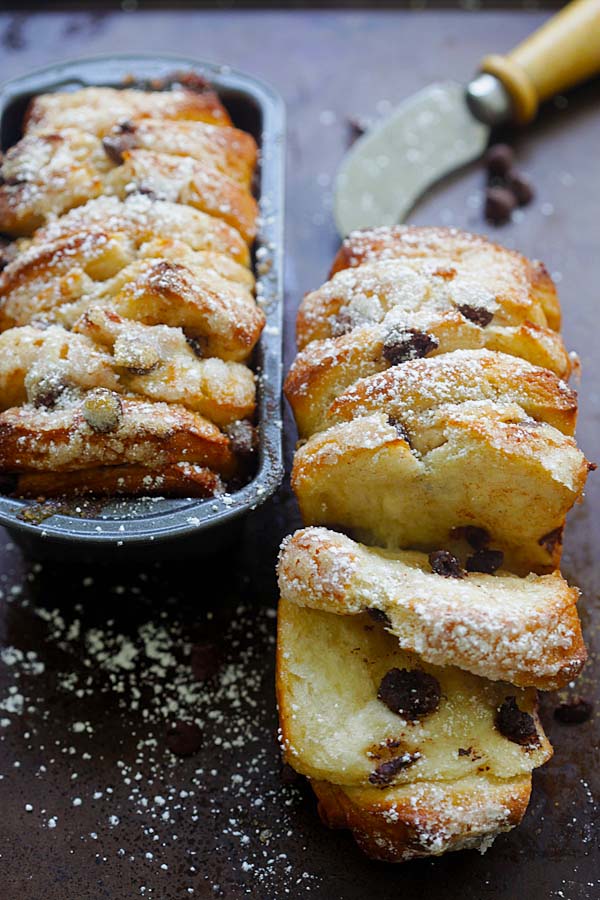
(507, 170, 535, 206)
(485, 143, 514, 177)
(190, 641, 221, 682)
(367, 607, 392, 628)
(224, 420, 258, 458)
(553, 696, 593, 725)
(428, 550, 464, 579)
(538, 526, 563, 556)
(166, 721, 203, 756)
(382, 327, 439, 366)
(368, 751, 421, 785)
(484, 186, 516, 225)
(378, 667, 441, 720)
(466, 548, 504, 574)
(456, 303, 494, 327)
(495, 696, 540, 747)
(387, 415, 411, 444)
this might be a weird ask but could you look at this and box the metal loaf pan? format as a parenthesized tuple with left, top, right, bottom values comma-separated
(0, 54, 285, 561)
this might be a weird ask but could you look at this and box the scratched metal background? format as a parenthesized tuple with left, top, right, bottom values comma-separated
(0, 8, 598, 899)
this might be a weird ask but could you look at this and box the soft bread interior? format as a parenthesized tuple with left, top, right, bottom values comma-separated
(277, 527, 585, 690)
(277, 598, 552, 788)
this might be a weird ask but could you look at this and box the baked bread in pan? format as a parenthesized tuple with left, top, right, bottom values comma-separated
(292, 349, 589, 574)
(0, 127, 258, 240)
(279, 225, 591, 861)
(0, 82, 262, 498)
(277, 597, 552, 861)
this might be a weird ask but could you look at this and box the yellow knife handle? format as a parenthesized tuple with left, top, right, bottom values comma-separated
(481, 0, 600, 123)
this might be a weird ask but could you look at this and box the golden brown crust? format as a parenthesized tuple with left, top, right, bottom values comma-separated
(0, 396, 236, 477)
(0, 129, 257, 242)
(311, 775, 531, 863)
(13, 462, 223, 499)
(29, 195, 250, 268)
(328, 225, 561, 331)
(277, 527, 586, 690)
(24, 85, 231, 134)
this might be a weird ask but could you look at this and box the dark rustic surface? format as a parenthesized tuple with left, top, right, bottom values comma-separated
(0, 9, 598, 900)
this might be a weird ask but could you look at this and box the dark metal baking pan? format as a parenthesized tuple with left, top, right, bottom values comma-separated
(0, 53, 285, 561)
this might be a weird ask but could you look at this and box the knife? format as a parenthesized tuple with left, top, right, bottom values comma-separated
(334, 0, 600, 236)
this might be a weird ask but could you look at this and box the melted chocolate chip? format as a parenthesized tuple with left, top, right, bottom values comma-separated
(378, 668, 441, 720)
(387, 415, 410, 444)
(466, 548, 504, 574)
(186, 335, 208, 359)
(538, 526, 563, 556)
(368, 752, 420, 785)
(190, 642, 221, 681)
(166, 721, 203, 757)
(495, 696, 540, 747)
(462, 525, 490, 550)
(458, 747, 472, 757)
(224, 420, 258, 458)
(553, 697, 592, 725)
(457, 304, 494, 327)
(428, 550, 464, 579)
(367, 607, 391, 628)
(485, 144, 514, 177)
(102, 133, 137, 165)
(382, 327, 439, 366)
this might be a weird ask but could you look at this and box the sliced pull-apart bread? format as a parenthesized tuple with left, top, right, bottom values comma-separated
(288, 226, 569, 437)
(292, 349, 590, 574)
(277, 597, 552, 862)
(278, 527, 586, 690)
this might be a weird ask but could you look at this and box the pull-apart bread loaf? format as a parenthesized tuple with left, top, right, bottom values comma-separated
(279, 226, 591, 862)
(292, 348, 590, 574)
(287, 226, 569, 437)
(0, 80, 263, 498)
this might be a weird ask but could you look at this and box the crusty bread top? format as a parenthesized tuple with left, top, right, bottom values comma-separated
(24, 85, 231, 134)
(328, 225, 560, 331)
(278, 527, 585, 690)
(277, 599, 552, 788)
(325, 348, 578, 437)
(28, 195, 250, 267)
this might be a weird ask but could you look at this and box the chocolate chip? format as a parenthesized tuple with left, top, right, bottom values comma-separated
(458, 747, 472, 757)
(387, 415, 410, 444)
(428, 550, 464, 579)
(382, 327, 439, 366)
(224, 420, 258, 459)
(466, 548, 504, 574)
(25, 371, 69, 409)
(485, 186, 516, 225)
(495, 696, 540, 747)
(280, 763, 301, 785)
(538, 526, 563, 555)
(102, 135, 135, 165)
(553, 697, 592, 725)
(378, 668, 441, 720)
(166, 721, 203, 757)
(507, 170, 534, 206)
(485, 144, 514, 177)
(457, 525, 490, 550)
(190, 642, 221, 681)
(186, 335, 208, 359)
(367, 607, 391, 628)
(456, 303, 494, 327)
(368, 751, 420, 785)
(82, 389, 123, 434)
